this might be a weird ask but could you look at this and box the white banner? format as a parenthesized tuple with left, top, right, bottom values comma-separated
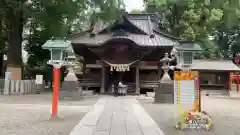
(35, 75, 43, 84)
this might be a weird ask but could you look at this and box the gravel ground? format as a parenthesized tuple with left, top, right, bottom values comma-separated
(139, 95, 240, 135)
(0, 92, 101, 106)
(0, 93, 101, 135)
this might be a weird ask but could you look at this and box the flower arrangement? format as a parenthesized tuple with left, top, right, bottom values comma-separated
(175, 109, 213, 130)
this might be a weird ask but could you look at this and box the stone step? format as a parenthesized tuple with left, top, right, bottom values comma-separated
(201, 90, 229, 96)
(146, 92, 155, 98)
(229, 91, 240, 97)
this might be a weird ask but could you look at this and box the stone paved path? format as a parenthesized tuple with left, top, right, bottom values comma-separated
(69, 96, 165, 135)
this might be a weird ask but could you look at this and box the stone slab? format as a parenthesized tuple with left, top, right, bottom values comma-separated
(73, 125, 95, 135)
(69, 97, 165, 135)
(93, 130, 110, 135)
(132, 102, 165, 135)
(69, 99, 106, 135)
(125, 112, 143, 135)
(95, 111, 112, 131)
(110, 112, 126, 135)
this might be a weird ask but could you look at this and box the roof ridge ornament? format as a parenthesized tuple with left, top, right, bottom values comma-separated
(147, 16, 155, 38)
(150, 34, 155, 38)
(90, 33, 96, 37)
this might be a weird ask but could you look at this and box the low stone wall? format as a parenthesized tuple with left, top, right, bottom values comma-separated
(2, 79, 45, 95)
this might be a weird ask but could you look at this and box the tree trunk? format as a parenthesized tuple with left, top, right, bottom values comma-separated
(0, 17, 3, 77)
(0, 53, 3, 77)
(6, 6, 23, 80)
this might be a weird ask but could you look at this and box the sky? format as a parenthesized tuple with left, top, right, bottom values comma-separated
(20, 0, 145, 63)
(124, 0, 144, 11)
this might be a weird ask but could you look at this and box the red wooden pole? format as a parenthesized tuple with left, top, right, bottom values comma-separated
(237, 73, 239, 92)
(229, 73, 233, 91)
(51, 67, 60, 118)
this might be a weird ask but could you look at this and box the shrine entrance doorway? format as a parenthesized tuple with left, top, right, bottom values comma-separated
(106, 67, 136, 93)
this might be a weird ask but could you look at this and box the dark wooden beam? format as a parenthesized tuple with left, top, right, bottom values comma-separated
(135, 65, 140, 94)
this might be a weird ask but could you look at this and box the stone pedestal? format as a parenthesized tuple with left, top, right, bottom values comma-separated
(154, 69, 174, 104)
(154, 83, 174, 103)
(59, 69, 83, 100)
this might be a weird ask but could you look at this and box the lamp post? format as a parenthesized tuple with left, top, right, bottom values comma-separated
(42, 37, 73, 119)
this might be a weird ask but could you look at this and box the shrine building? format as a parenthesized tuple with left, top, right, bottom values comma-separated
(69, 13, 202, 94)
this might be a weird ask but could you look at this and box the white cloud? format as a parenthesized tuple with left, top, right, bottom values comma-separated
(124, 0, 144, 12)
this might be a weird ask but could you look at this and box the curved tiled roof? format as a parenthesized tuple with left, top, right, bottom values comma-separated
(71, 32, 178, 47)
(192, 60, 240, 71)
(70, 13, 178, 47)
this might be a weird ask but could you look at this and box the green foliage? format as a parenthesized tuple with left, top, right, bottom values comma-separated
(145, 0, 224, 40)
(212, 0, 240, 58)
(0, 0, 123, 78)
(129, 9, 146, 14)
(24, 0, 124, 68)
(197, 38, 222, 59)
(144, 0, 240, 59)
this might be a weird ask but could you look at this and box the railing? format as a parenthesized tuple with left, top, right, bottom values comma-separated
(0, 79, 45, 95)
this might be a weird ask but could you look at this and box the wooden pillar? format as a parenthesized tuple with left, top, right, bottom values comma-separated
(135, 66, 140, 94)
(157, 63, 161, 88)
(100, 66, 105, 94)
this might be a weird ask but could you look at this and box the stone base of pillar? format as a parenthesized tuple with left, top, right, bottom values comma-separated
(135, 87, 140, 95)
(135, 92, 140, 95)
(154, 83, 174, 104)
(100, 87, 105, 94)
(49, 115, 62, 121)
(100, 91, 105, 94)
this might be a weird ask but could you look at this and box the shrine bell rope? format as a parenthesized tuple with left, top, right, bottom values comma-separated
(101, 59, 139, 72)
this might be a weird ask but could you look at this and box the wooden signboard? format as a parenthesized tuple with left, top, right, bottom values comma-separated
(174, 71, 212, 131)
(174, 71, 199, 111)
(35, 75, 43, 84)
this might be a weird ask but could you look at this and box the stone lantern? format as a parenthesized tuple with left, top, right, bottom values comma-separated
(174, 41, 203, 71)
(154, 53, 175, 103)
(42, 37, 80, 119)
(41, 37, 78, 119)
(42, 37, 72, 67)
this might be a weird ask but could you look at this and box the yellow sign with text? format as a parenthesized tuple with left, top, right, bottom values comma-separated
(174, 71, 198, 80)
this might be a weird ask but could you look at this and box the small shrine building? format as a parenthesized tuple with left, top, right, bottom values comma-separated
(69, 13, 202, 94)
